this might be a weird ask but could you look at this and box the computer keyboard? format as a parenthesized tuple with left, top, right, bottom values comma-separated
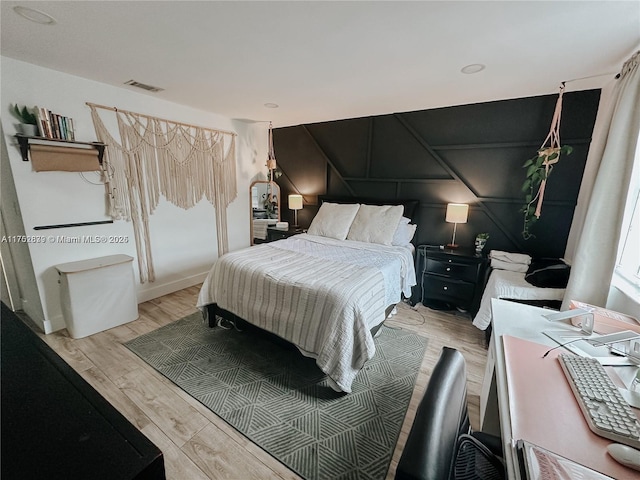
(558, 353, 640, 449)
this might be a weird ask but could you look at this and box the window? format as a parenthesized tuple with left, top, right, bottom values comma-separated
(615, 134, 640, 290)
(251, 188, 259, 209)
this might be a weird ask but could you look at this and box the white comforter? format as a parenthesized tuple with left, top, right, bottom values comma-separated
(472, 269, 565, 330)
(197, 234, 416, 392)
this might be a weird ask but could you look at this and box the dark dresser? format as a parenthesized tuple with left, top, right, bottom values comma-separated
(1, 302, 165, 480)
(413, 246, 488, 316)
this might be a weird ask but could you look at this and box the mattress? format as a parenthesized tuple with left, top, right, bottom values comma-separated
(472, 269, 565, 330)
(197, 233, 416, 392)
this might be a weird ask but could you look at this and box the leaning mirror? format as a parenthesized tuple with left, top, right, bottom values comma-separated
(250, 180, 280, 245)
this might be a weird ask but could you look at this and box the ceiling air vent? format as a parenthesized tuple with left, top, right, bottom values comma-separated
(124, 80, 164, 93)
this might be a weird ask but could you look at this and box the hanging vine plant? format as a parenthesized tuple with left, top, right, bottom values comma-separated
(521, 84, 572, 240)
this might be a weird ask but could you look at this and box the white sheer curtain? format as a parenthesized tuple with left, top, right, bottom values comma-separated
(562, 50, 640, 310)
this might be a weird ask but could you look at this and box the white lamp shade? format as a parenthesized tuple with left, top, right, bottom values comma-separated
(445, 203, 469, 224)
(289, 194, 303, 210)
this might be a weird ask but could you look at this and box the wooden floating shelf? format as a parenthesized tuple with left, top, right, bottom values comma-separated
(15, 134, 106, 164)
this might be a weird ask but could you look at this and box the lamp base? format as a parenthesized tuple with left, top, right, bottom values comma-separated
(446, 243, 460, 249)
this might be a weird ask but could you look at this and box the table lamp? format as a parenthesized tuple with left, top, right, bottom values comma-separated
(445, 203, 469, 248)
(289, 194, 303, 227)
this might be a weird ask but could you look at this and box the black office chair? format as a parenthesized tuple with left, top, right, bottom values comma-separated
(395, 347, 505, 480)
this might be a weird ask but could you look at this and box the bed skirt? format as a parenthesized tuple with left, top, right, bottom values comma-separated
(204, 302, 396, 350)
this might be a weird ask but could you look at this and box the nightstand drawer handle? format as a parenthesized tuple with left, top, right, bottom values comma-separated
(443, 286, 448, 290)
(446, 267, 451, 272)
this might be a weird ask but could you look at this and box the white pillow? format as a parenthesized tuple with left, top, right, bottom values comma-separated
(347, 204, 404, 245)
(398, 216, 411, 226)
(392, 223, 417, 246)
(307, 202, 360, 240)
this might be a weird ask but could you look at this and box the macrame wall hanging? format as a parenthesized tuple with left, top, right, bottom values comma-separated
(87, 102, 237, 283)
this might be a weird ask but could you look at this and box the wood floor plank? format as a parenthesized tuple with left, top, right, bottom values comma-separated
(148, 294, 199, 318)
(37, 328, 95, 373)
(181, 424, 299, 480)
(77, 366, 153, 430)
(122, 314, 173, 338)
(139, 304, 183, 329)
(140, 421, 212, 480)
(115, 367, 211, 447)
(73, 331, 143, 382)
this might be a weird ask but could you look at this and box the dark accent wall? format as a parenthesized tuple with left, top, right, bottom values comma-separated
(273, 90, 601, 258)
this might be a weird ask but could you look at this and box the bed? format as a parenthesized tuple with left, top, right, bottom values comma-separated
(472, 269, 566, 331)
(197, 197, 419, 393)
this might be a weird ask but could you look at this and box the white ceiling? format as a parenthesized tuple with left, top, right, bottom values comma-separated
(2, 1, 639, 127)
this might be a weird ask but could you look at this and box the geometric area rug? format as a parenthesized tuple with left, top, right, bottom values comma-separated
(125, 312, 428, 480)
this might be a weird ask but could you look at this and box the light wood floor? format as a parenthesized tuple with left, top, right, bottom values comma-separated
(32, 285, 488, 480)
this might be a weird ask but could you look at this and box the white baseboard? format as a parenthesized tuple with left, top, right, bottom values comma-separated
(21, 298, 49, 333)
(136, 272, 209, 304)
(46, 312, 67, 334)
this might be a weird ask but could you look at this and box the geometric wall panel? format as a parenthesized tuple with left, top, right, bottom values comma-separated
(273, 89, 601, 258)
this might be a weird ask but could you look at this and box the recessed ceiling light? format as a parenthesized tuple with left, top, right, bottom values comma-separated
(264, 103, 279, 109)
(13, 6, 57, 25)
(461, 64, 486, 74)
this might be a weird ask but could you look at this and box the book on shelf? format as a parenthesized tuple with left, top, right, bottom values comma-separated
(51, 112, 60, 139)
(34, 106, 50, 138)
(57, 115, 66, 140)
(67, 118, 75, 141)
(31, 106, 75, 141)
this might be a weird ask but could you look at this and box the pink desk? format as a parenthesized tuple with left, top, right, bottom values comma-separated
(504, 335, 640, 479)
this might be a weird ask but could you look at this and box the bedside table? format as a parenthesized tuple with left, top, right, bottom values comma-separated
(266, 226, 305, 242)
(414, 246, 488, 315)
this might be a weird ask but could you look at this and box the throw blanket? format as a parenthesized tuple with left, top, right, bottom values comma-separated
(489, 250, 532, 264)
(472, 269, 565, 330)
(197, 234, 415, 392)
(489, 250, 532, 273)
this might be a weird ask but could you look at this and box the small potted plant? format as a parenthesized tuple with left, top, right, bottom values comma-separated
(475, 233, 489, 254)
(10, 104, 38, 136)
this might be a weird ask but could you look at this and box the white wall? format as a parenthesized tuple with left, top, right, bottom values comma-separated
(1, 57, 267, 333)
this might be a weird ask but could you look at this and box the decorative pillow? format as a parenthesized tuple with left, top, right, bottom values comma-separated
(307, 202, 360, 240)
(392, 223, 417, 246)
(347, 204, 404, 245)
(525, 258, 571, 288)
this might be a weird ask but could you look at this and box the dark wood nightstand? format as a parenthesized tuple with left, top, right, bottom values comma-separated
(414, 246, 488, 315)
(266, 226, 305, 242)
